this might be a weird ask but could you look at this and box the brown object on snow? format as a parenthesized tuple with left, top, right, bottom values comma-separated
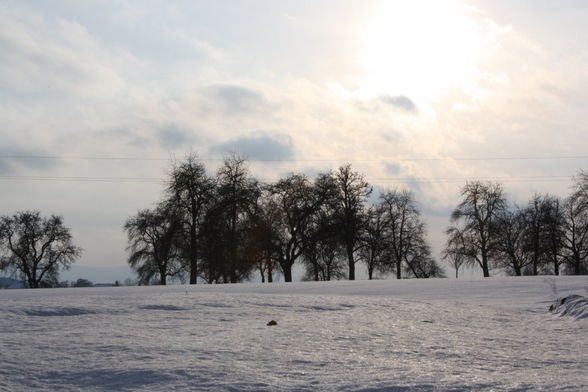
(267, 320, 277, 326)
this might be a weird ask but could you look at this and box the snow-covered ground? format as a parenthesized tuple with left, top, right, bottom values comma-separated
(1, 276, 587, 391)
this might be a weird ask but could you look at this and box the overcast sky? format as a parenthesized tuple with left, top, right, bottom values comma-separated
(2, 0, 588, 282)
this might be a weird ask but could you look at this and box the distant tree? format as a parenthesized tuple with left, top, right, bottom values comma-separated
(517, 194, 551, 275)
(358, 205, 389, 280)
(245, 194, 280, 283)
(442, 234, 465, 279)
(403, 239, 445, 278)
(73, 278, 93, 287)
(302, 213, 346, 282)
(314, 232, 346, 281)
(268, 174, 319, 282)
(300, 172, 347, 281)
(124, 203, 183, 285)
(380, 189, 434, 279)
(443, 226, 475, 278)
(541, 195, 565, 275)
(572, 169, 588, 207)
(560, 194, 588, 275)
(209, 155, 261, 283)
(448, 181, 506, 277)
(494, 208, 532, 276)
(0, 211, 82, 288)
(166, 153, 215, 284)
(331, 165, 372, 280)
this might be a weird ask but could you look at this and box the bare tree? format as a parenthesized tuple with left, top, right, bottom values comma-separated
(380, 189, 433, 279)
(358, 205, 389, 280)
(0, 211, 82, 288)
(268, 174, 318, 282)
(245, 193, 279, 283)
(124, 203, 183, 285)
(449, 181, 506, 277)
(518, 194, 550, 275)
(331, 165, 372, 280)
(560, 194, 588, 275)
(212, 154, 261, 283)
(166, 153, 215, 284)
(542, 195, 565, 275)
(442, 229, 467, 278)
(494, 208, 532, 276)
(403, 239, 445, 278)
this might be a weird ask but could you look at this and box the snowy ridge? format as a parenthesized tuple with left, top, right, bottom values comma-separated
(1, 277, 587, 391)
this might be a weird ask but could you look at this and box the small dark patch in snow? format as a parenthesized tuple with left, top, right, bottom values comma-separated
(139, 305, 189, 311)
(18, 307, 98, 317)
(246, 301, 293, 309)
(421, 320, 434, 323)
(267, 320, 278, 326)
(198, 302, 235, 308)
(304, 305, 342, 311)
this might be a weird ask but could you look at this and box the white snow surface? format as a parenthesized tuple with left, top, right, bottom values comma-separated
(1, 276, 587, 391)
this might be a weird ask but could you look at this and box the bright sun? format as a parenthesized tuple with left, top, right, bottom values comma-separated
(359, 0, 483, 102)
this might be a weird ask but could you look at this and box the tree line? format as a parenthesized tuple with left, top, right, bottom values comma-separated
(123, 153, 443, 285)
(444, 174, 588, 278)
(2, 153, 588, 288)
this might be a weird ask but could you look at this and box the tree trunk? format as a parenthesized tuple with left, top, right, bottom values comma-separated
(283, 266, 293, 282)
(268, 260, 273, 283)
(481, 249, 490, 277)
(347, 244, 355, 280)
(189, 222, 198, 284)
(554, 260, 559, 276)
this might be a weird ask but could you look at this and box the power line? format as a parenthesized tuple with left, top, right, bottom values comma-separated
(0, 176, 164, 183)
(1, 154, 588, 163)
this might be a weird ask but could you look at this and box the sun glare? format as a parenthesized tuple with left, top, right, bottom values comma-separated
(358, 0, 482, 101)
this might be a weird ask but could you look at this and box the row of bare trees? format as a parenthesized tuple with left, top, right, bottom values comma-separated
(444, 173, 588, 277)
(124, 154, 443, 285)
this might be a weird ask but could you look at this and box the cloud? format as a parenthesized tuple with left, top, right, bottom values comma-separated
(385, 162, 402, 175)
(210, 85, 265, 112)
(210, 131, 294, 161)
(379, 95, 416, 112)
(158, 124, 198, 149)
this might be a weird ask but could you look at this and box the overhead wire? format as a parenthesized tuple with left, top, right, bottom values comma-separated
(0, 153, 584, 184)
(1, 154, 588, 163)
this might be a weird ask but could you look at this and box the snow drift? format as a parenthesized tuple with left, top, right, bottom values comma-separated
(550, 294, 588, 320)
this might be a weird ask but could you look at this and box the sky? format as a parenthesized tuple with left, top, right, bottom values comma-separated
(1, 0, 588, 283)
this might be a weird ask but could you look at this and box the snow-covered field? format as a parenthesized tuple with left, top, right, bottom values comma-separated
(1, 277, 587, 391)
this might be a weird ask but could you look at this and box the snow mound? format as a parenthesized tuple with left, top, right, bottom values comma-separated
(549, 295, 588, 320)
